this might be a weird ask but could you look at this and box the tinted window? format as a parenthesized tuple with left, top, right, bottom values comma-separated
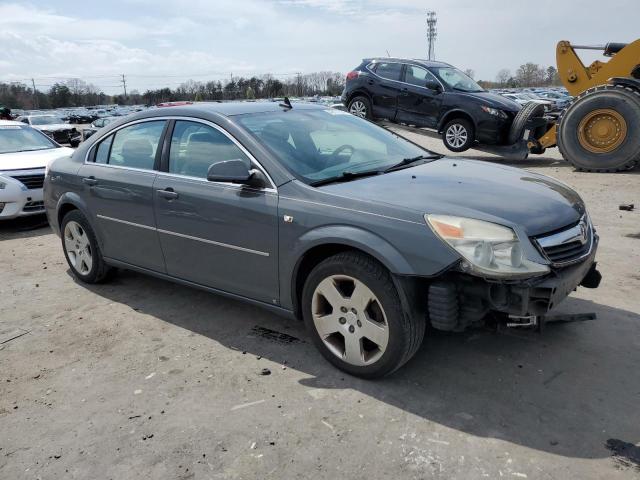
(169, 121, 250, 179)
(374, 62, 402, 81)
(404, 65, 431, 87)
(107, 121, 165, 170)
(94, 135, 113, 164)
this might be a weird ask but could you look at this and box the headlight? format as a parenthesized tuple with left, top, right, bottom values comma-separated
(481, 106, 508, 119)
(425, 215, 550, 278)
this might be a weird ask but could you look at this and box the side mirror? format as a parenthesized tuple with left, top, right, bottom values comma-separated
(425, 79, 442, 93)
(207, 159, 267, 188)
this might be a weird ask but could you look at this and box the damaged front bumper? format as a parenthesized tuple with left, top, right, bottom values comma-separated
(427, 240, 601, 331)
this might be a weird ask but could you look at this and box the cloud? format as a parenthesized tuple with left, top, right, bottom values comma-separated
(1, 0, 638, 92)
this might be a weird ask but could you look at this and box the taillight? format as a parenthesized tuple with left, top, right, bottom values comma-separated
(346, 71, 360, 81)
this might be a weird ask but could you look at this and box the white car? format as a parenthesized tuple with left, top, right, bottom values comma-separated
(15, 114, 78, 145)
(0, 120, 74, 219)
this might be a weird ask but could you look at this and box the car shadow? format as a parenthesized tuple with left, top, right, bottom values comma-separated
(0, 215, 52, 240)
(76, 268, 640, 462)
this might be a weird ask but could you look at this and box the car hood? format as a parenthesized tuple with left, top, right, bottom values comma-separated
(0, 147, 75, 171)
(319, 159, 584, 237)
(37, 124, 73, 131)
(457, 91, 521, 112)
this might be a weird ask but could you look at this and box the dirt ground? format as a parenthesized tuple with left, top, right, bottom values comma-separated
(1, 131, 639, 480)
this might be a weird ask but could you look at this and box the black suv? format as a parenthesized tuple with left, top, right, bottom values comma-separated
(341, 58, 522, 152)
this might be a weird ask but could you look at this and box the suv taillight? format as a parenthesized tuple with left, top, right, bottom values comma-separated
(346, 71, 360, 81)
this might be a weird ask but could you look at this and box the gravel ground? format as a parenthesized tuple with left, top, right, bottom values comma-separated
(1, 131, 639, 479)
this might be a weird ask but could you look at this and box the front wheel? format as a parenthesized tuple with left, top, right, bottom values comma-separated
(442, 118, 475, 152)
(302, 252, 425, 378)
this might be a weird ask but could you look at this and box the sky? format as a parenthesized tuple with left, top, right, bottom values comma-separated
(0, 0, 638, 94)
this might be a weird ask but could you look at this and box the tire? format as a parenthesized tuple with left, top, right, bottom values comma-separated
(348, 96, 373, 120)
(301, 251, 425, 378)
(557, 84, 640, 172)
(442, 118, 475, 152)
(507, 102, 546, 145)
(61, 210, 113, 284)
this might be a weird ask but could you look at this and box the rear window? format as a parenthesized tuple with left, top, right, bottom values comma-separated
(373, 62, 402, 81)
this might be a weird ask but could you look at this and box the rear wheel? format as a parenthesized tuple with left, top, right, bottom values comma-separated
(61, 210, 113, 283)
(348, 96, 373, 120)
(442, 118, 475, 152)
(557, 85, 640, 171)
(302, 252, 424, 378)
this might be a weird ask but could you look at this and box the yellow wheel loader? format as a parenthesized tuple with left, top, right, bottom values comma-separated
(515, 39, 640, 171)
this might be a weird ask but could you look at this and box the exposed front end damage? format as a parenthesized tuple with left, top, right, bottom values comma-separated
(426, 238, 601, 332)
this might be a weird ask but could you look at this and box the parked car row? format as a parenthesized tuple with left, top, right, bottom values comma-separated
(493, 88, 573, 113)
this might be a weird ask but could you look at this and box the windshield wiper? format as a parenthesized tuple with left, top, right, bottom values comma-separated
(383, 154, 442, 173)
(309, 169, 382, 187)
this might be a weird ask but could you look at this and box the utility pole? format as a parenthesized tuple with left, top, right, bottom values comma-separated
(426, 11, 437, 60)
(296, 72, 302, 96)
(121, 74, 127, 100)
(31, 78, 38, 109)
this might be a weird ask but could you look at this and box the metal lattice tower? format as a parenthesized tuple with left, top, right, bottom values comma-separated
(426, 11, 437, 60)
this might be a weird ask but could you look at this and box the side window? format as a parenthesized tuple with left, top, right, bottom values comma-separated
(374, 62, 402, 81)
(404, 65, 431, 87)
(94, 135, 113, 164)
(107, 121, 165, 170)
(168, 121, 250, 179)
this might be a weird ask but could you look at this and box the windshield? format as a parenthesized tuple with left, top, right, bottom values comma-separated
(0, 125, 56, 154)
(430, 67, 484, 93)
(236, 108, 432, 185)
(30, 116, 65, 125)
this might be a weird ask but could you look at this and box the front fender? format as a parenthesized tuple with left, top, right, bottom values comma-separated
(298, 225, 416, 274)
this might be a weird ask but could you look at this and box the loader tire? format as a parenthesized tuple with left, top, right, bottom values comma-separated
(507, 102, 546, 145)
(557, 84, 640, 172)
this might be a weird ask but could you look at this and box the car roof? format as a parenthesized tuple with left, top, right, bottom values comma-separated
(0, 120, 25, 126)
(366, 57, 452, 68)
(130, 101, 326, 119)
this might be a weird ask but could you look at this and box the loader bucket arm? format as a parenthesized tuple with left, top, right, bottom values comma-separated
(556, 39, 640, 96)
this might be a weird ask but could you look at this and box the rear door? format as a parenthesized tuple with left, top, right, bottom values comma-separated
(396, 64, 443, 128)
(153, 119, 279, 304)
(369, 62, 404, 120)
(78, 119, 167, 272)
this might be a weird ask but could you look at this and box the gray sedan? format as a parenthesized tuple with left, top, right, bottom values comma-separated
(43, 102, 601, 377)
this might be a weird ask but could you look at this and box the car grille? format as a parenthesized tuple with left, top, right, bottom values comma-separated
(11, 173, 45, 189)
(534, 216, 593, 265)
(23, 200, 45, 212)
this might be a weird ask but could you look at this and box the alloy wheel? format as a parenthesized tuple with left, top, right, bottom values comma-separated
(311, 275, 389, 366)
(349, 101, 367, 118)
(64, 220, 93, 275)
(445, 123, 468, 149)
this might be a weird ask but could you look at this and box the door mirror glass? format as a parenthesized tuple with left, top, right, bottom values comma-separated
(207, 159, 253, 184)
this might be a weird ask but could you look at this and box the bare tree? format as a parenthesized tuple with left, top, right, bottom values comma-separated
(495, 69, 511, 86)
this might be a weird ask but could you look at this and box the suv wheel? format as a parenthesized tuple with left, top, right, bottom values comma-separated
(61, 210, 113, 283)
(302, 252, 425, 378)
(442, 118, 475, 152)
(348, 96, 372, 119)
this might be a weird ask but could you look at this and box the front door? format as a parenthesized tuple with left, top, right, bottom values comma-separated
(396, 64, 443, 128)
(78, 119, 167, 272)
(153, 120, 279, 304)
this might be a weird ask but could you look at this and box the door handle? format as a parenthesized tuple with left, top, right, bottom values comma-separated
(157, 188, 179, 200)
(82, 176, 98, 186)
